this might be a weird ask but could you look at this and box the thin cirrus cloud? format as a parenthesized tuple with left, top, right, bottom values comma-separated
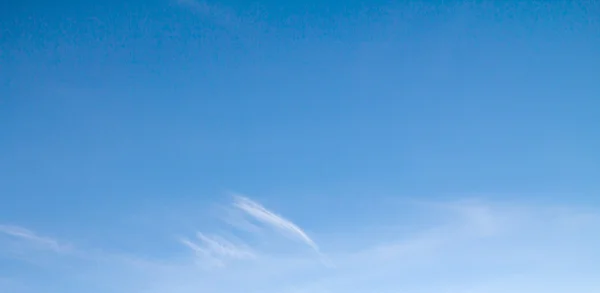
(2, 197, 600, 293)
(195, 232, 255, 259)
(180, 232, 255, 267)
(180, 195, 323, 267)
(0, 224, 70, 253)
(232, 195, 321, 253)
(105, 199, 600, 292)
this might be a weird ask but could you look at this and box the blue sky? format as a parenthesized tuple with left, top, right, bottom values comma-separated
(1, 0, 600, 292)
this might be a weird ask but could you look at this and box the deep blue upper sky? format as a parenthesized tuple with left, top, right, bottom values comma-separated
(2, 0, 600, 219)
(1, 1, 600, 291)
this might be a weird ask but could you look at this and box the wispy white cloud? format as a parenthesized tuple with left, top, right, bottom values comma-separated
(180, 231, 255, 268)
(0, 224, 70, 253)
(219, 206, 264, 234)
(180, 237, 210, 256)
(232, 195, 321, 253)
(3, 197, 600, 293)
(196, 232, 255, 259)
(179, 194, 322, 267)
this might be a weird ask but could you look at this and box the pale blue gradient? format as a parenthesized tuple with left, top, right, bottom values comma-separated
(1, 0, 599, 292)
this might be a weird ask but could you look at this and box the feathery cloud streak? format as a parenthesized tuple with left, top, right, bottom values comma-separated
(180, 195, 322, 267)
(180, 232, 255, 268)
(3, 197, 600, 293)
(0, 224, 70, 253)
(233, 195, 321, 253)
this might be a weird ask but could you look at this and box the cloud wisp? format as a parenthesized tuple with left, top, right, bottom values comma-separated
(4, 196, 600, 293)
(232, 195, 321, 253)
(180, 232, 255, 268)
(0, 224, 71, 253)
(180, 195, 326, 267)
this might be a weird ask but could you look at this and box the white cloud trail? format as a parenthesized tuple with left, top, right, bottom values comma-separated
(232, 195, 320, 253)
(0, 224, 69, 253)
